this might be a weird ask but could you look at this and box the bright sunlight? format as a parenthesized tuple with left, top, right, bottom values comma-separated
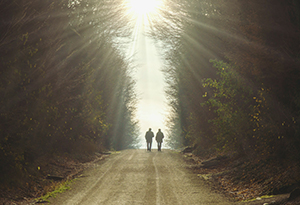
(124, 0, 167, 148)
(127, 0, 162, 15)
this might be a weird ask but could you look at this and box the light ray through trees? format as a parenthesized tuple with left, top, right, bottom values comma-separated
(124, 0, 170, 148)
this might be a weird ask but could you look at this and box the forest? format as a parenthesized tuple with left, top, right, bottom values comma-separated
(158, 0, 300, 162)
(0, 0, 140, 190)
(155, 0, 300, 200)
(1, 0, 300, 203)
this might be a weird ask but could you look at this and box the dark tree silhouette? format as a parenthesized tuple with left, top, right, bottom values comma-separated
(152, 0, 300, 160)
(0, 0, 139, 185)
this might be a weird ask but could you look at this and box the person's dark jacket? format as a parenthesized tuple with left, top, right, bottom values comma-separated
(155, 131, 164, 143)
(145, 131, 154, 142)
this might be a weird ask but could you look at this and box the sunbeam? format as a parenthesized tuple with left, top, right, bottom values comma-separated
(124, 0, 169, 148)
(126, 0, 162, 16)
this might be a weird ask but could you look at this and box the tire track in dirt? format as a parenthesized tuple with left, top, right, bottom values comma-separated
(153, 152, 161, 205)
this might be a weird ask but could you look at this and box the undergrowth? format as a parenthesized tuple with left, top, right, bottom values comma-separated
(36, 180, 74, 203)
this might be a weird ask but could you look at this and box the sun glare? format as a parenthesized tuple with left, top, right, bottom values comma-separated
(128, 0, 161, 15)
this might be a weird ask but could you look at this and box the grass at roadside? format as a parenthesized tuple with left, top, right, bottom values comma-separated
(242, 195, 275, 202)
(36, 179, 74, 203)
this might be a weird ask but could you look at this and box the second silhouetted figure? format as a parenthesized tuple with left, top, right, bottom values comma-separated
(155, 129, 164, 151)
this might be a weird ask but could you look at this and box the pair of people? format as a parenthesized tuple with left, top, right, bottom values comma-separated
(145, 128, 164, 151)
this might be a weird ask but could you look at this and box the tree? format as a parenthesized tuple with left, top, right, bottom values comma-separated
(153, 0, 300, 161)
(0, 0, 139, 184)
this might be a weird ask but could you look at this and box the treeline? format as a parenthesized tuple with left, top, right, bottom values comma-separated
(154, 0, 300, 160)
(0, 0, 138, 182)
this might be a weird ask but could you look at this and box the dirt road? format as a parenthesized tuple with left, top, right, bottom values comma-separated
(50, 149, 232, 205)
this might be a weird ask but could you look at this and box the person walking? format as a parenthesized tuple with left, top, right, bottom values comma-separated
(145, 128, 154, 151)
(155, 129, 164, 151)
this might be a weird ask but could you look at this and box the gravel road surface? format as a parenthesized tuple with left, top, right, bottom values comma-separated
(50, 149, 232, 205)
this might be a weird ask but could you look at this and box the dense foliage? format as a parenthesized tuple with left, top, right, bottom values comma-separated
(0, 0, 139, 183)
(154, 0, 300, 160)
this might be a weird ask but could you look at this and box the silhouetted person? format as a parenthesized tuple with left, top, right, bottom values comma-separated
(156, 129, 164, 151)
(145, 128, 154, 151)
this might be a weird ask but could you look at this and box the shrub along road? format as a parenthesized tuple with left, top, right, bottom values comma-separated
(49, 149, 233, 204)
